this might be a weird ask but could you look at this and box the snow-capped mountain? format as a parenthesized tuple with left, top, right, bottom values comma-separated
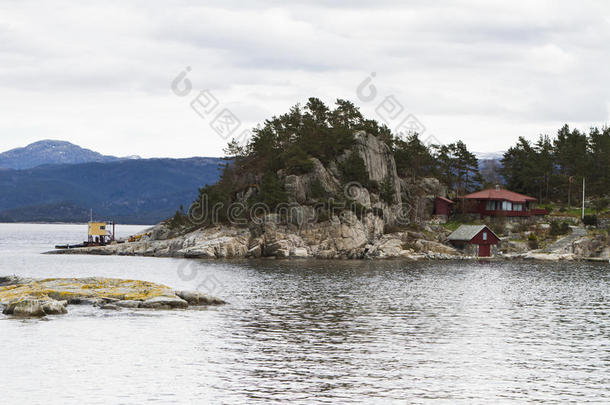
(474, 151, 505, 161)
(0, 140, 140, 170)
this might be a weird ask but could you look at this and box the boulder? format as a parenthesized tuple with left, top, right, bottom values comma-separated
(291, 247, 309, 257)
(115, 300, 142, 308)
(371, 237, 404, 258)
(176, 290, 226, 305)
(42, 300, 68, 315)
(4, 298, 47, 317)
(140, 295, 188, 310)
(100, 304, 121, 311)
(414, 239, 459, 255)
(69, 298, 101, 306)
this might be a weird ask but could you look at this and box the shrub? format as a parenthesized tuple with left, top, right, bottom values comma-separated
(583, 215, 598, 226)
(168, 210, 187, 229)
(527, 233, 538, 249)
(284, 145, 314, 175)
(380, 176, 395, 205)
(550, 220, 570, 236)
(256, 171, 288, 210)
(339, 152, 369, 185)
(315, 207, 330, 223)
(309, 179, 327, 200)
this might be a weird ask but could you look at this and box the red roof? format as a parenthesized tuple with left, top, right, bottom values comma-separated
(461, 188, 537, 202)
(436, 196, 454, 204)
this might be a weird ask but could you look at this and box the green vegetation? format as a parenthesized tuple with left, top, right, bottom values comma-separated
(379, 176, 395, 204)
(191, 98, 393, 225)
(527, 233, 538, 249)
(190, 98, 485, 225)
(550, 220, 571, 236)
(583, 215, 598, 226)
(339, 153, 369, 185)
(393, 135, 482, 195)
(499, 125, 610, 204)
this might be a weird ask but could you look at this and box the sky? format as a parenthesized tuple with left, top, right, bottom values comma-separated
(1, 0, 609, 158)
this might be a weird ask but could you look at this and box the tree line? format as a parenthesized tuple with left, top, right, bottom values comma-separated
(499, 125, 610, 205)
(223, 98, 483, 200)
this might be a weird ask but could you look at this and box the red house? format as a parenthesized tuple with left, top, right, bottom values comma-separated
(460, 187, 548, 218)
(434, 196, 454, 217)
(447, 224, 500, 257)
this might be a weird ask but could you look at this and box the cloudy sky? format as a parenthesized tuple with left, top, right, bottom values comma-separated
(1, 0, 609, 158)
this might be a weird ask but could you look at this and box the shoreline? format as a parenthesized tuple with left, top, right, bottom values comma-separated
(44, 244, 608, 263)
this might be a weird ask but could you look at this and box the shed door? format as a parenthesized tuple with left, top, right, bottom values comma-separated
(478, 244, 490, 257)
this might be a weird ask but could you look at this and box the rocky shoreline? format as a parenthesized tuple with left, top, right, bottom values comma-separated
(0, 276, 225, 318)
(45, 219, 609, 262)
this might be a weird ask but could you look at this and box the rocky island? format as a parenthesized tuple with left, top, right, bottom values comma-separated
(0, 276, 225, 317)
(48, 99, 609, 262)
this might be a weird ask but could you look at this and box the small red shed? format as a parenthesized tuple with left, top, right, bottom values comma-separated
(447, 225, 500, 257)
(435, 196, 454, 217)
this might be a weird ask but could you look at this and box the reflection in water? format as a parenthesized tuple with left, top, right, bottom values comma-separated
(0, 224, 609, 404)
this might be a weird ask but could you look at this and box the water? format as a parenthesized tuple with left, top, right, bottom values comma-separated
(1, 223, 609, 404)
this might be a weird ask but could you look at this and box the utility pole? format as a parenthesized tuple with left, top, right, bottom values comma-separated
(582, 177, 585, 220)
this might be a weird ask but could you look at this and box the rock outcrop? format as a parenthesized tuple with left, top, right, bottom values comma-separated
(0, 277, 225, 318)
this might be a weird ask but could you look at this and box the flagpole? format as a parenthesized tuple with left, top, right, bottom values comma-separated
(582, 177, 585, 220)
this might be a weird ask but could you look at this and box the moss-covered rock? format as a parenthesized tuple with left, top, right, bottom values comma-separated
(0, 276, 225, 317)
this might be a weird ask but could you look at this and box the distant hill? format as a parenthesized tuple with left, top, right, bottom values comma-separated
(473, 151, 505, 161)
(0, 140, 140, 170)
(0, 157, 224, 224)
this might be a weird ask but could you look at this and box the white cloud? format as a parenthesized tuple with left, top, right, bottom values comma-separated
(0, 0, 609, 157)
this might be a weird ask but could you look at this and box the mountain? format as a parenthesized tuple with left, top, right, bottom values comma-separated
(474, 151, 505, 160)
(0, 157, 224, 224)
(475, 151, 505, 185)
(0, 140, 140, 170)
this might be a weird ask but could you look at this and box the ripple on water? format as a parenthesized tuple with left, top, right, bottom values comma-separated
(0, 224, 609, 403)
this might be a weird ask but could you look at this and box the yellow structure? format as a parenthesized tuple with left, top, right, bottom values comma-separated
(88, 222, 108, 237)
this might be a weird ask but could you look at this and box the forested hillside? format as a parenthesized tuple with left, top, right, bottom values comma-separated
(499, 125, 609, 205)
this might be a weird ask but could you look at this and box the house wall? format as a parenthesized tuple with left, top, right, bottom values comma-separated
(470, 227, 500, 245)
(435, 198, 452, 216)
(461, 243, 499, 257)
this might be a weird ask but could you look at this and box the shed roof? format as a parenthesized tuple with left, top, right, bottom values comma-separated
(436, 196, 454, 204)
(461, 188, 536, 202)
(447, 225, 498, 241)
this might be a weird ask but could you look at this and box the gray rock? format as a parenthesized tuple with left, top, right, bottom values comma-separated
(69, 297, 101, 306)
(4, 299, 47, 317)
(115, 300, 141, 308)
(0, 276, 31, 287)
(42, 300, 68, 315)
(140, 295, 188, 309)
(100, 304, 121, 311)
(352, 131, 401, 204)
(291, 247, 309, 257)
(176, 290, 226, 306)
